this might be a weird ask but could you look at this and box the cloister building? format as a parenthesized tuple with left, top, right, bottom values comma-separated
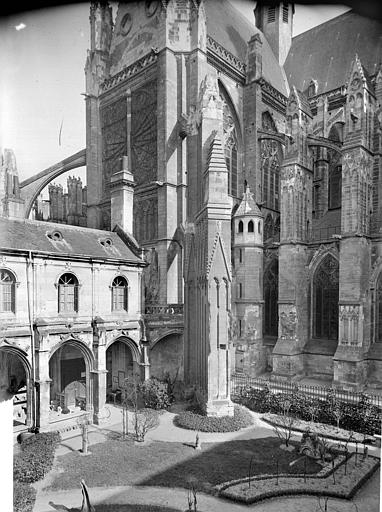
(1, 0, 382, 426)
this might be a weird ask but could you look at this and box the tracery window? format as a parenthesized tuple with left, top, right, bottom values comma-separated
(264, 259, 278, 337)
(261, 113, 281, 210)
(0, 269, 16, 313)
(112, 276, 128, 312)
(220, 90, 239, 198)
(264, 214, 274, 242)
(313, 255, 339, 340)
(328, 165, 342, 209)
(376, 274, 382, 342)
(58, 273, 79, 313)
(327, 124, 342, 210)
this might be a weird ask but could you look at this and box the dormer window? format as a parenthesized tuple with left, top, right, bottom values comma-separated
(47, 230, 63, 242)
(100, 237, 113, 247)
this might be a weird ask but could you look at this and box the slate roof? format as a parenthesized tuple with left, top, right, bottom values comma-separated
(0, 218, 142, 263)
(205, 0, 289, 96)
(234, 187, 262, 217)
(284, 10, 382, 95)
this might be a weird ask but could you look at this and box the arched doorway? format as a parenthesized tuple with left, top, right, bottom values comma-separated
(106, 338, 140, 400)
(0, 346, 32, 428)
(150, 333, 184, 381)
(49, 341, 93, 412)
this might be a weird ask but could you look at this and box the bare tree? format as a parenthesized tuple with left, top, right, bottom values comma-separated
(273, 414, 297, 448)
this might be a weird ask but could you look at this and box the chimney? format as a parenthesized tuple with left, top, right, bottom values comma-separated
(110, 156, 135, 233)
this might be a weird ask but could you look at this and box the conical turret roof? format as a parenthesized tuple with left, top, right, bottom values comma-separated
(234, 186, 262, 217)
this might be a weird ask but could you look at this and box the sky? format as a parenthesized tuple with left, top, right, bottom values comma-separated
(0, 1, 351, 191)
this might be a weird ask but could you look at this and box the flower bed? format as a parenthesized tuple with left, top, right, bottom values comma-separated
(262, 413, 376, 444)
(218, 453, 380, 504)
(174, 405, 253, 432)
(234, 385, 381, 436)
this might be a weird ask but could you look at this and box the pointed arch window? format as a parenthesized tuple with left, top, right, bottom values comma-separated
(376, 274, 382, 342)
(328, 165, 342, 209)
(264, 214, 274, 242)
(313, 256, 339, 340)
(248, 220, 254, 233)
(220, 90, 239, 198)
(0, 269, 16, 313)
(112, 276, 128, 312)
(261, 113, 281, 211)
(238, 220, 244, 233)
(58, 273, 79, 313)
(264, 259, 278, 336)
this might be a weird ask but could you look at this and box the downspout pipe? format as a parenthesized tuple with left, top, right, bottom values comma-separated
(26, 250, 37, 431)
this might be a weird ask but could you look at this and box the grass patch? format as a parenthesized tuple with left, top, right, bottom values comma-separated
(174, 405, 253, 432)
(49, 437, 321, 493)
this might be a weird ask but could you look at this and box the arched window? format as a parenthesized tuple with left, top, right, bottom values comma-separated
(327, 124, 343, 210)
(376, 274, 382, 342)
(264, 259, 278, 337)
(313, 256, 339, 340)
(248, 220, 254, 233)
(112, 276, 128, 312)
(0, 269, 16, 313)
(328, 165, 342, 209)
(264, 214, 274, 242)
(220, 86, 241, 198)
(58, 273, 79, 313)
(261, 113, 281, 211)
(238, 220, 244, 233)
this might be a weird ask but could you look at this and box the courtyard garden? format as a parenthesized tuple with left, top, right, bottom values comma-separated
(16, 376, 381, 511)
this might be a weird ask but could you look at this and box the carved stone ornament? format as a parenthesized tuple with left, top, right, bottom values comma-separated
(199, 74, 223, 117)
(279, 308, 297, 338)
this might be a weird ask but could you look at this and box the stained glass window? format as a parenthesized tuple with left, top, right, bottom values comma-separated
(261, 113, 281, 211)
(264, 259, 278, 336)
(313, 256, 339, 340)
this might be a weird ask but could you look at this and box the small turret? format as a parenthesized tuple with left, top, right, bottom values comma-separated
(254, 1, 294, 66)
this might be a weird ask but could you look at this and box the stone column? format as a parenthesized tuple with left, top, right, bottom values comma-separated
(35, 348, 52, 430)
(92, 320, 107, 425)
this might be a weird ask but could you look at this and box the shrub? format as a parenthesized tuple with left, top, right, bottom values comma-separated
(234, 385, 381, 436)
(140, 378, 170, 410)
(175, 405, 253, 433)
(13, 481, 36, 512)
(14, 431, 61, 483)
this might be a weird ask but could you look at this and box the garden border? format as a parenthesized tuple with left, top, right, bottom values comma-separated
(218, 454, 380, 505)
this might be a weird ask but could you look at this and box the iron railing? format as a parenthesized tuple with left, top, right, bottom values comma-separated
(231, 372, 382, 409)
(144, 304, 184, 315)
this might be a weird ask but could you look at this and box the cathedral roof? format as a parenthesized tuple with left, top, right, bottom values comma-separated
(234, 187, 262, 217)
(0, 218, 143, 264)
(284, 10, 382, 95)
(205, 0, 289, 96)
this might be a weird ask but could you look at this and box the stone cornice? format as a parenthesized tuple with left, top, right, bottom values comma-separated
(100, 52, 158, 93)
(206, 36, 246, 83)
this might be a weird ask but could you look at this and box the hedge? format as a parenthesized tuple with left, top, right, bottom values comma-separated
(13, 482, 37, 512)
(14, 431, 61, 484)
(234, 385, 381, 436)
(174, 405, 253, 432)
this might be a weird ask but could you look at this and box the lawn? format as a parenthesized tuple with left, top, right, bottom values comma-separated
(49, 436, 321, 493)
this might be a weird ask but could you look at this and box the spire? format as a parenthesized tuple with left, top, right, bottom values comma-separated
(235, 186, 262, 217)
